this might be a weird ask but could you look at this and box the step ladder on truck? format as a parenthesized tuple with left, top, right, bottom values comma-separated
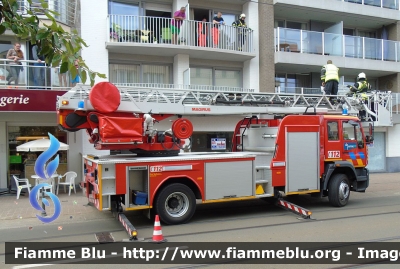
(56, 82, 393, 239)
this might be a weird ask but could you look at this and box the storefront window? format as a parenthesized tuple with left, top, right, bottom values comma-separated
(8, 126, 67, 187)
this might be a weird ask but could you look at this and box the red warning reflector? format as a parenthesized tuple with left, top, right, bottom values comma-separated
(89, 82, 120, 113)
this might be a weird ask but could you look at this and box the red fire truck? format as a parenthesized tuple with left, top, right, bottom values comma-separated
(57, 82, 385, 228)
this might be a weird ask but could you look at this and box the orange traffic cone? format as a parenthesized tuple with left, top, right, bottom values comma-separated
(151, 215, 167, 243)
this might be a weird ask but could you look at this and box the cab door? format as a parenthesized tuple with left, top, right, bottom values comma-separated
(341, 120, 367, 168)
(325, 121, 341, 161)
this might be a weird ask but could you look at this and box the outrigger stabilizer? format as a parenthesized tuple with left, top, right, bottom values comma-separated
(276, 198, 313, 220)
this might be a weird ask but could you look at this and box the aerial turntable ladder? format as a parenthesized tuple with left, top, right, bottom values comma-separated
(57, 82, 393, 156)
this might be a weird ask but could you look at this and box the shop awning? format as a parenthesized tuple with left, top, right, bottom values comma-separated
(16, 138, 69, 152)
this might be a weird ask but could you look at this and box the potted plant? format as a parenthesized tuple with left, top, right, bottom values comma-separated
(110, 23, 122, 42)
(110, 31, 119, 42)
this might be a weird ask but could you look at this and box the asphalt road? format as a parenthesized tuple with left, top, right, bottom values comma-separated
(1, 173, 399, 269)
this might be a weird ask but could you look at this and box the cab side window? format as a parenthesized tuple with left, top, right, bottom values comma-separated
(327, 121, 339, 140)
(342, 122, 356, 140)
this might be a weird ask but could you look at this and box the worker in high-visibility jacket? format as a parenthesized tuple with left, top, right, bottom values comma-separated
(321, 60, 339, 102)
(232, 14, 247, 51)
(349, 72, 372, 121)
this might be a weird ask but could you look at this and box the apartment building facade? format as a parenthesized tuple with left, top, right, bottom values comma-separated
(1, 0, 400, 191)
(271, 0, 400, 172)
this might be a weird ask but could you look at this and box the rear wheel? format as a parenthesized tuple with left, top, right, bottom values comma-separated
(155, 183, 196, 225)
(328, 173, 350, 207)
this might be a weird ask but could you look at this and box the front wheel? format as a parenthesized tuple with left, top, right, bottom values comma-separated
(328, 173, 350, 207)
(155, 183, 196, 225)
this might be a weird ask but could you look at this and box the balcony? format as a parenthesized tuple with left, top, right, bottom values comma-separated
(0, 59, 73, 90)
(17, 0, 78, 27)
(106, 15, 256, 62)
(337, 0, 400, 10)
(275, 0, 399, 26)
(275, 27, 400, 76)
(276, 28, 400, 61)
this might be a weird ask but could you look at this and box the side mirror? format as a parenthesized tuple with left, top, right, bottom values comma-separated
(358, 140, 364, 148)
(366, 135, 374, 143)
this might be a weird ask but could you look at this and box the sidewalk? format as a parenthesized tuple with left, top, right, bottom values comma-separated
(0, 186, 112, 229)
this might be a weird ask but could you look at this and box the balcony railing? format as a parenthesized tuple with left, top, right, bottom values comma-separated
(275, 85, 356, 95)
(17, 0, 78, 26)
(0, 59, 74, 90)
(108, 15, 254, 53)
(114, 83, 255, 93)
(338, 0, 400, 10)
(275, 27, 400, 62)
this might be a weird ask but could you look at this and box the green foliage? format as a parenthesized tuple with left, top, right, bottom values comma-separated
(0, 0, 106, 86)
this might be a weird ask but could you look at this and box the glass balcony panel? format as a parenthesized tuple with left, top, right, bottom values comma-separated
(278, 28, 300, 52)
(383, 40, 397, 61)
(398, 43, 400, 62)
(301, 30, 323, 54)
(0, 59, 71, 89)
(344, 35, 363, 58)
(364, 0, 382, 7)
(344, 0, 362, 4)
(342, 0, 399, 9)
(364, 37, 382, 60)
(382, 0, 399, 9)
(324, 33, 343, 56)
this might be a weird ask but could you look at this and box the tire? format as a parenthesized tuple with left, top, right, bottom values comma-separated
(155, 183, 196, 225)
(328, 173, 350, 207)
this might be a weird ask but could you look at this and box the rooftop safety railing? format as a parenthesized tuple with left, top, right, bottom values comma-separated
(108, 15, 254, 53)
(337, 0, 400, 10)
(17, 0, 78, 26)
(0, 59, 74, 90)
(275, 27, 400, 62)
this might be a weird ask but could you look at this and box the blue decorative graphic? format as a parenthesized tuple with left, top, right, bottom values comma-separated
(349, 152, 356, 160)
(29, 133, 62, 223)
(344, 142, 357, 150)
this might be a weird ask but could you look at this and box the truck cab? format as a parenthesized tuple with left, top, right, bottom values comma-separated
(321, 116, 373, 206)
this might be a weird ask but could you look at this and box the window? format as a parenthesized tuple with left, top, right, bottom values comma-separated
(109, 1, 141, 15)
(327, 122, 339, 141)
(109, 64, 140, 84)
(109, 63, 171, 84)
(274, 73, 311, 93)
(190, 67, 242, 88)
(274, 20, 307, 30)
(342, 121, 362, 146)
(342, 121, 356, 141)
(142, 64, 170, 84)
(215, 70, 241, 87)
(191, 68, 212, 86)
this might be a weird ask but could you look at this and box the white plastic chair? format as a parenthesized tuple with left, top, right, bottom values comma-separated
(13, 175, 31, 199)
(35, 177, 54, 200)
(57, 172, 77, 195)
